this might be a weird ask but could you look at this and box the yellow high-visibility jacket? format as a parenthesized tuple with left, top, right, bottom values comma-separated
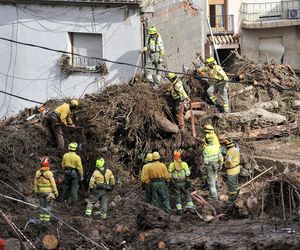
(55, 103, 73, 125)
(171, 79, 188, 101)
(144, 161, 170, 184)
(145, 34, 164, 56)
(203, 132, 220, 147)
(203, 144, 223, 164)
(89, 168, 115, 189)
(141, 163, 151, 183)
(225, 147, 240, 175)
(168, 160, 190, 180)
(197, 65, 229, 81)
(62, 152, 83, 180)
(34, 168, 58, 195)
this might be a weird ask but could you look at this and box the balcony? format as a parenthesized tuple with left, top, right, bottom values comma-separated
(240, 0, 300, 28)
(208, 15, 234, 34)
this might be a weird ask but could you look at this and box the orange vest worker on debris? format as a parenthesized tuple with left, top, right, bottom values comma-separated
(43, 99, 79, 150)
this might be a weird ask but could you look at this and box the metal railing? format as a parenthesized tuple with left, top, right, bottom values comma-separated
(240, 0, 300, 22)
(72, 56, 102, 68)
(208, 15, 234, 33)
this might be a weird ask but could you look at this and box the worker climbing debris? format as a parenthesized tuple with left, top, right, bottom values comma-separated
(143, 151, 171, 214)
(168, 150, 194, 215)
(223, 140, 240, 203)
(34, 156, 58, 222)
(85, 158, 115, 219)
(143, 26, 165, 89)
(61, 142, 83, 206)
(141, 153, 153, 204)
(166, 72, 191, 131)
(202, 136, 223, 201)
(202, 124, 220, 149)
(43, 99, 79, 149)
(197, 57, 230, 113)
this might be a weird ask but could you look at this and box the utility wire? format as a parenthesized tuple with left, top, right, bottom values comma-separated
(0, 36, 299, 106)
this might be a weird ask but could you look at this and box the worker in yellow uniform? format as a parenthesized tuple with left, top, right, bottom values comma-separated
(166, 72, 191, 131)
(197, 57, 230, 113)
(85, 158, 115, 219)
(141, 153, 153, 203)
(143, 26, 165, 88)
(202, 124, 220, 148)
(34, 157, 58, 222)
(44, 99, 79, 149)
(62, 142, 83, 206)
(168, 150, 194, 215)
(144, 151, 171, 213)
(202, 137, 223, 201)
(223, 140, 240, 203)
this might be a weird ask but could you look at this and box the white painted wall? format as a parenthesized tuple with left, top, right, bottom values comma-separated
(227, 0, 242, 33)
(0, 4, 141, 118)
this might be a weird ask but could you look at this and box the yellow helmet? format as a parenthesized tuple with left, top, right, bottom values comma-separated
(148, 26, 157, 35)
(70, 99, 79, 107)
(224, 140, 235, 149)
(68, 142, 78, 151)
(205, 57, 216, 65)
(204, 124, 214, 132)
(166, 72, 177, 80)
(96, 158, 105, 169)
(146, 153, 153, 162)
(152, 151, 161, 160)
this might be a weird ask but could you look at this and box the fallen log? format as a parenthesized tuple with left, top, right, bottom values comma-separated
(253, 101, 279, 111)
(185, 110, 207, 120)
(154, 113, 178, 134)
(219, 122, 298, 140)
(216, 108, 286, 130)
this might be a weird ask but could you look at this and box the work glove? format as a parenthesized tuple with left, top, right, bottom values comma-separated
(159, 58, 164, 63)
(143, 46, 148, 52)
(54, 192, 58, 198)
(47, 193, 56, 201)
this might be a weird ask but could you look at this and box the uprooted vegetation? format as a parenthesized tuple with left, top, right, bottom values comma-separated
(1, 54, 300, 249)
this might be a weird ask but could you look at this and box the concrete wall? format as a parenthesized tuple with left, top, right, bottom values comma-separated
(240, 26, 300, 70)
(146, 0, 206, 72)
(0, 3, 141, 118)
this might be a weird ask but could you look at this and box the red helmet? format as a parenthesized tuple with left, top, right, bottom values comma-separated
(40, 156, 50, 168)
(173, 150, 182, 161)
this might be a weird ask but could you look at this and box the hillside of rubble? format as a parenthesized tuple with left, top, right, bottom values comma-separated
(1, 55, 300, 249)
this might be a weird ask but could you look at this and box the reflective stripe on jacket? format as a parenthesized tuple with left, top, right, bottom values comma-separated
(55, 103, 72, 125)
(203, 144, 223, 164)
(203, 132, 220, 147)
(225, 147, 240, 175)
(198, 65, 229, 81)
(62, 152, 83, 180)
(171, 79, 188, 101)
(168, 160, 190, 180)
(34, 169, 58, 195)
(146, 35, 164, 56)
(89, 168, 115, 189)
(144, 161, 170, 184)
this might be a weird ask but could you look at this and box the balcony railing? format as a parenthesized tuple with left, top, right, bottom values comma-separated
(240, 0, 300, 22)
(208, 15, 234, 34)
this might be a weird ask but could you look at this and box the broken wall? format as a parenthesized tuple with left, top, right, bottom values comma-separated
(143, 0, 206, 71)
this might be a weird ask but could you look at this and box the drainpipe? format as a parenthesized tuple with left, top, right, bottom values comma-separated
(206, 17, 221, 65)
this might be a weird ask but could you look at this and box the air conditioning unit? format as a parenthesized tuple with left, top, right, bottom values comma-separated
(288, 9, 300, 19)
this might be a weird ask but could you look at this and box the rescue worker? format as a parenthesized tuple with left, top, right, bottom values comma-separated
(62, 142, 83, 206)
(202, 137, 223, 201)
(168, 150, 194, 215)
(144, 151, 171, 213)
(85, 158, 115, 219)
(166, 72, 191, 131)
(202, 124, 220, 148)
(141, 153, 153, 203)
(197, 57, 230, 113)
(44, 99, 79, 149)
(223, 140, 240, 203)
(143, 26, 165, 88)
(34, 157, 58, 222)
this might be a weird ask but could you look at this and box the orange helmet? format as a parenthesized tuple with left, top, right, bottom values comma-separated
(173, 150, 181, 161)
(40, 156, 50, 168)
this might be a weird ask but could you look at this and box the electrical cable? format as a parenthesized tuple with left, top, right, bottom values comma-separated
(0, 90, 43, 104)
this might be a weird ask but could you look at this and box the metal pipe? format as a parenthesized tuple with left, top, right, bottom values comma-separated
(206, 17, 220, 65)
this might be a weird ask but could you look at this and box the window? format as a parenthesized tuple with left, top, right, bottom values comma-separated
(69, 32, 104, 71)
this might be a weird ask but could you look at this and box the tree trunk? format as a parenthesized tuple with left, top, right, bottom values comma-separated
(154, 113, 178, 134)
